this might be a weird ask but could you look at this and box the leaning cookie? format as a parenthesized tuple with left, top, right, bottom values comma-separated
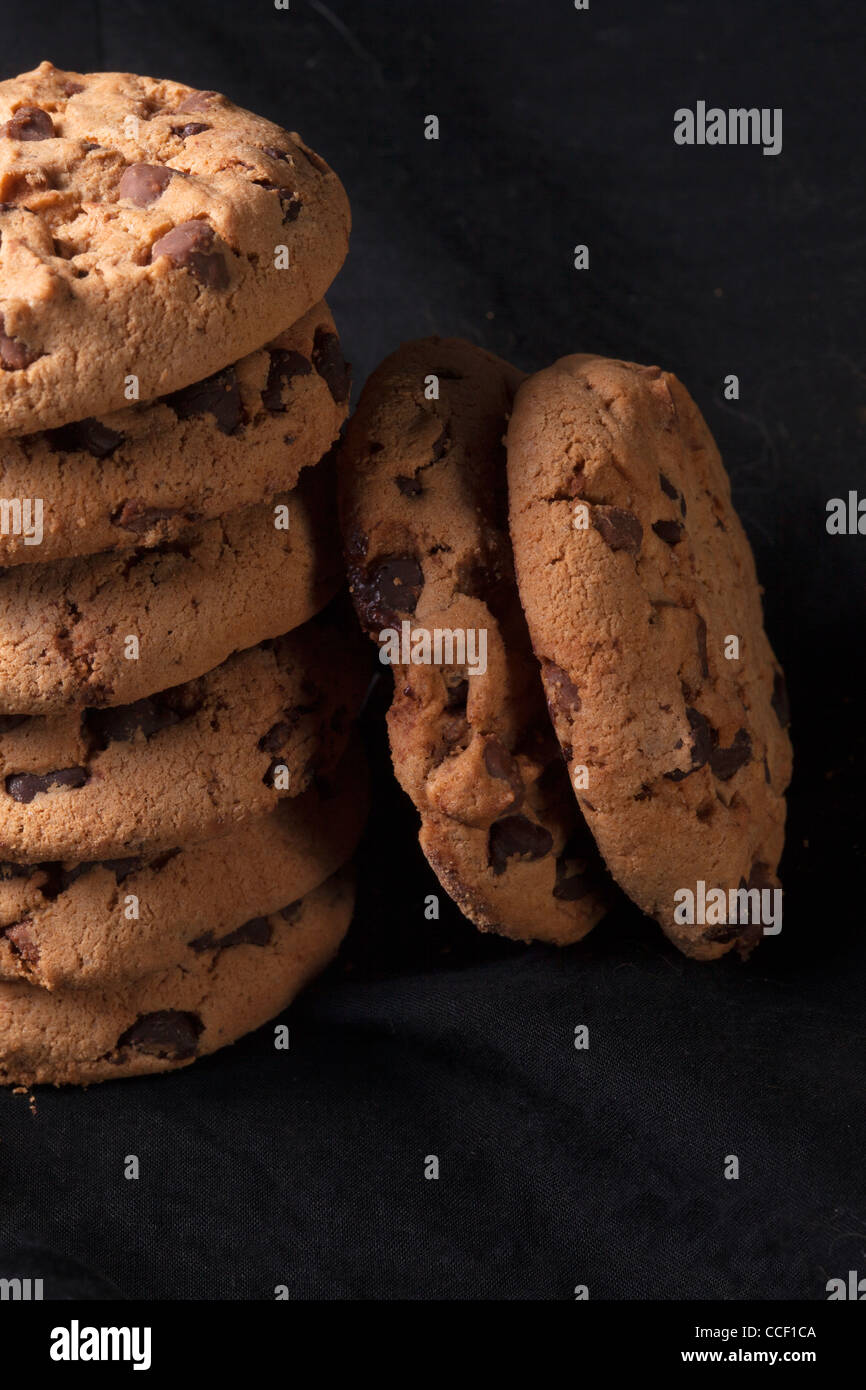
(0, 867, 354, 1086)
(339, 337, 609, 945)
(0, 740, 367, 989)
(0, 455, 340, 716)
(507, 354, 792, 959)
(0, 300, 349, 565)
(0, 608, 369, 863)
(0, 62, 351, 436)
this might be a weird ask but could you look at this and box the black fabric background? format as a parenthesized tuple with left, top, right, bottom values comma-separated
(0, 0, 863, 1301)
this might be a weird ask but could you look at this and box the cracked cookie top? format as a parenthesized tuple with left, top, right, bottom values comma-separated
(0, 61, 350, 435)
(507, 353, 792, 959)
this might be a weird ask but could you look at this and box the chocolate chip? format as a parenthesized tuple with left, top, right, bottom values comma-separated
(484, 736, 518, 781)
(312, 328, 350, 404)
(61, 81, 85, 96)
(483, 736, 524, 808)
(119, 163, 174, 206)
(151, 220, 228, 290)
(111, 500, 182, 534)
(250, 175, 303, 225)
(259, 719, 294, 755)
(591, 505, 643, 554)
(710, 728, 752, 781)
(6, 767, 89, 803)
(771, 671, 790, 728)
(488, 815, 554, 876)
(262, 349, 312, 412)
(0, 313, 37, 370)
(117, 1010, 203, 1060)
(262, 145, 291, 161)
(659, 471, 678, 499)
(175, 90, 220, 112)
(724, 862, 776, 954)
(190, 915, 273, 953)
(45, 418, 122, 458)
(652, 519, 684, 546)
(0, 714, 27, 734)
(280, 900, 302, 923)
(687, 707, 714, 769)
(172, 122, 210, 138)
(349, 543, 426, 629)
(542, 660, 581, 717)
(1, 921, 39, 964)
(85, 697, 183, 749)
(187, 932, 216, 953)
(395, 474, 422, 497)
(553, 837, 596, 901)
(371, 557, 423, 617)
(166, 365, 242, 433)
(277, 187, 302, 223)
(664, 706, 713, 781)
(226, 916, 272, 946)
(3, 106, 55, 140)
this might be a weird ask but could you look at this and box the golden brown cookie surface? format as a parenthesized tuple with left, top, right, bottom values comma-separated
(0, 300, 349, 565)
(0, 455, 340, 715)
(0, 741, 367, 989)
(0, 867, 354, 1086)
(0, 62, 350, 435)
(339, 337, 609, 945)
(0, 609, 368, 863)
(507, 354, 792, 959)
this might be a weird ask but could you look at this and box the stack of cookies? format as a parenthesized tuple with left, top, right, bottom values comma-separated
(0, 62, 367, 1086)
(338, 339, 793, 961)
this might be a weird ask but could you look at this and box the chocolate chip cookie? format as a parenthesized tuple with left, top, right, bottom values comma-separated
(0, 454, 340, 715)
(0, 740, 367, 989)
(0, 866, 354, 1085)
(0, 299, 349, 565)
(0, 61, 350, 436)
(0, 608, 368, 863)
(339, 338, 609, 944)
(506, 354, 792, 959)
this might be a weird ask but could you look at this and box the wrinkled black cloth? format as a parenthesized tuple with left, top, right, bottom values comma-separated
(0, 0, 863, 1300)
